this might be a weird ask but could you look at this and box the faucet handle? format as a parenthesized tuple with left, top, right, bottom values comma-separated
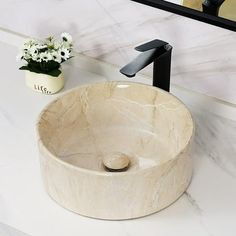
(135, 39, 168, 52)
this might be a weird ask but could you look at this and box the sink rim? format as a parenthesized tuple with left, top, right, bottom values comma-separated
(36, 81, 194, 177)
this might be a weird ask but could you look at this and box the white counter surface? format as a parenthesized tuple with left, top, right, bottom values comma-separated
(0, 40, 236, 236)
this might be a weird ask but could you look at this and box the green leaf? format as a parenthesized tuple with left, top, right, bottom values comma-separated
(19, 66, 30, 70)
(46, 69, 62, 77)
(46, 60, 60, 71)
(28, 67, 43, 74)
(19, 60, 61, 77)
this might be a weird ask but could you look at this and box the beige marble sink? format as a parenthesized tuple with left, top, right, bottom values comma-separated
(36, 82, 194, 220)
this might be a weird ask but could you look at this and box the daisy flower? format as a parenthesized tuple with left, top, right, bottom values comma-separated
(23, 51, 31, 60)
(58, 48, 70, 60)
(61, 32, 72, 44)
(29, 45, 38, 57)
(38, 44, 47, 49)
(51, 51, 62, 63)
(21, 38, 37, 52)
(40, 52, 52, 62)
(37, 44, 48, 52)
(21, 43, 31, 53)
(32, 54, 42, 62)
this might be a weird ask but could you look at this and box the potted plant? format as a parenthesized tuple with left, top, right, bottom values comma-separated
(17, 32, 73, 94)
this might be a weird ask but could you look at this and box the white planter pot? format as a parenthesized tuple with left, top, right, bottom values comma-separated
(25, 71, 64, 94)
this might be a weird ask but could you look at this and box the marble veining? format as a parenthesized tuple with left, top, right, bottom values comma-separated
(193, 110, 236, 179)
(184, 191, 203, 215)
(37, 82, 194, 219)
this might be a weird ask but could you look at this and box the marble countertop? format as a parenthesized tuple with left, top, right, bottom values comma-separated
(0, 40, 236, 236)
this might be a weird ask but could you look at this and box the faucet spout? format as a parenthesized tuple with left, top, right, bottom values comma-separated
(120, 39, 172, 92)
(120, 48, 157, 78)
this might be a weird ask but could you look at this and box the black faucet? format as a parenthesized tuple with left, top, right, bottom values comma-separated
(120, 39, 172, 92)
(202, 0, 225, 16)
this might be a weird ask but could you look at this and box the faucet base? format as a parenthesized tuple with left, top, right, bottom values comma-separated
(153, 45, 172, 92)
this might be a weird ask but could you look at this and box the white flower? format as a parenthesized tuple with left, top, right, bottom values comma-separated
(21, 44, 31, 52)
(21, 38, 37, 51)
(51, 51, 62, 63)
(32, 54, 42, 62)
(61, 32, 72, 44)
(29, 45, 38, 57)
(37, 44, 48, 51)
(40, 52, 52, 62)
(58, 48, 70, 61)
(22, 51, 31, 60)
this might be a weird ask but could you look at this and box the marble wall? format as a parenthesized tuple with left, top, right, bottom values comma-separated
(0, 0, 236, 104)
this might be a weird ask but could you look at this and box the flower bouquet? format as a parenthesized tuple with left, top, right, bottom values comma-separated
(17, 32, 73, 94)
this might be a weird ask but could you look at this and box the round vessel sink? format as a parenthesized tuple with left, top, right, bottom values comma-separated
(37, 81, 194, 220)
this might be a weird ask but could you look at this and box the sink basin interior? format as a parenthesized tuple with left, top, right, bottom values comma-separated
(37, 82, 193, 173)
